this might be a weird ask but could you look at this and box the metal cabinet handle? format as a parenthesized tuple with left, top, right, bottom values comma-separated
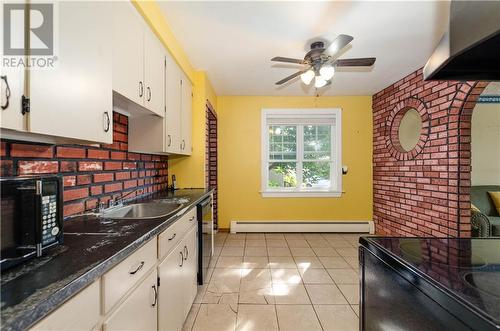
(139, 81, 144, 97)
(103, 111, 110, 132)
(151, 285, 158, 307)
(129, 261, 145, 275)
(179, 251, 184, 267)
(1, 75, 11, 110)
(147, 87, 151, 101)
(181, 140, 185, 150)
(168, 233, 176, 241)
(183, 245, 188, 260)
(167, 135, 171, 147)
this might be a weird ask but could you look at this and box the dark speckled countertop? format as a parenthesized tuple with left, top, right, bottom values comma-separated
(0, 188, 213, 331)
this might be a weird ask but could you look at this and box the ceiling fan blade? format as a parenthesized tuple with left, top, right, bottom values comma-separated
(275, 70, 306, 85)
(335, 57, 376, 67)
(325, 34, 354, 56)
(271, 56, 306, 64)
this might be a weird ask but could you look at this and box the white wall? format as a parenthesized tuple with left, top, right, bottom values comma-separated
(471, 102, 500, 185)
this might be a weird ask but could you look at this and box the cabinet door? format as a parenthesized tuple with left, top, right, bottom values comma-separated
(112, 1, 144, 107)
(164, 52, 182, 154)
(0, 4, 25, 132)
(29, 2, 112, 143)
(144, 31, 165, 117)
(183, 225, 199, 314)
(103, 269, 158, 331)
(0, 68, 25, 131)
(30, 281, 100, 331)
(158, 245, 185, 331)
(180, 73, 193, 155)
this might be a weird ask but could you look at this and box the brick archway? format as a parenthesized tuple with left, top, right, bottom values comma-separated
(448, 81, 490, 237)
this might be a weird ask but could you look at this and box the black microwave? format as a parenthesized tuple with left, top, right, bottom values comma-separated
(1, 175, 63, 271)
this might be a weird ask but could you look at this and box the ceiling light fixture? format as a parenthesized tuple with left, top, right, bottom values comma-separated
(300, 70, 315, 85)
(314, 75, 327, 88)
(272, 34, 376, 88)
(319, 64, 335, 80)
(299, 65, 334, 88)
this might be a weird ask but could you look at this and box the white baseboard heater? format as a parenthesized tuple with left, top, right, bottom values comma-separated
(230, 220, 374, 234)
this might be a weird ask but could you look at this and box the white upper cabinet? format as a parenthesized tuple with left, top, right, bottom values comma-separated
(0, 3, 25, 132)
(164, 52, 182, 154)
(0, 68, 25, 132)
(144, 31, 165, 116)
(16, 1, 113, 144)
(112, 1, 164, 117)
(180, 73, 193, 155)
(112, 1, 144, 107)
(1, 1, 193, 151)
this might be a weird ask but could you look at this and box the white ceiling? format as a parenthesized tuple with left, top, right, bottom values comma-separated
(158, 1, 450, 96)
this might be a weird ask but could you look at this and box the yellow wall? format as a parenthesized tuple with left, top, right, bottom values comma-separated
(216, 96, 373, 229)
(133, 1, 217, 188)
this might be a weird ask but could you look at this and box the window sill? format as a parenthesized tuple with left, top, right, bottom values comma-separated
(261, 191, 342, 198)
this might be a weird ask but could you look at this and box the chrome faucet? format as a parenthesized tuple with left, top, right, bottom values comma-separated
(98, 190, 137, 214)
(98, 201, 106, 214)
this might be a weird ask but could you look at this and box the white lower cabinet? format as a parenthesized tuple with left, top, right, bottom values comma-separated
(30, 281, 100, 331)
(28, 211, 199, 331)
(183, 226, 199, 314)
(103, 269, 158, 331)
(158, 243, 186, 331)
(102, 239, 157, 313)
(158, 224, 198, 331)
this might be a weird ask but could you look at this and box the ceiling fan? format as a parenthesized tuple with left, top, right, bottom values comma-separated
(272, 34, 376, 88)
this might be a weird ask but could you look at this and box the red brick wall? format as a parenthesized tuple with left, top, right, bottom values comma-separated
(205, 104, 218, 228)
(0, 112, 168, 217)
(373, 68, 488, 237)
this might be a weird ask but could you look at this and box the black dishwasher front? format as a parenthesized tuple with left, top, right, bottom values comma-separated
(197, 196, 213, 285)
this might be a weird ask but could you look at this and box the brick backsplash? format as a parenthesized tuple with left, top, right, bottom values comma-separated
(373, 68, 489, 237)
(0, 112, 168, 217)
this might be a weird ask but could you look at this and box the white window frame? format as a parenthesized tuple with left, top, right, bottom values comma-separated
(261, 108, 342, 198)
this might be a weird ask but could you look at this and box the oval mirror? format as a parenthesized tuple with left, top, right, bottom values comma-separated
(398, 108, 422, 151)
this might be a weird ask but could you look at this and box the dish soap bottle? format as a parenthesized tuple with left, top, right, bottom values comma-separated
(171, 174, 177, 191)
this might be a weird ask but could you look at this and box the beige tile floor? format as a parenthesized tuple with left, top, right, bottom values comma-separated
(183, 232, 363, 331)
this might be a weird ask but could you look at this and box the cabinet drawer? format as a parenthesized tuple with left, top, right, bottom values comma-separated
(30, 280, 100, 331)
(158, 208, 197, 260)
(178, 207, 197, 238)
(103, 239, 157, 313)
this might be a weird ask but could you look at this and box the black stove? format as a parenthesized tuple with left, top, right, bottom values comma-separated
(360, 237, 500, 331)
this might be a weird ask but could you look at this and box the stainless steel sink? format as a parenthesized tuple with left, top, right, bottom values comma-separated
(100, 202, 184, 220)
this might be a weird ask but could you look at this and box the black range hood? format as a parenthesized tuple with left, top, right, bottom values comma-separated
(423, 1, 500, 81)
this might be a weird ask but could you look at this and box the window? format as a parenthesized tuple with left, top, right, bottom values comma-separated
(261, 108, 342, 197)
